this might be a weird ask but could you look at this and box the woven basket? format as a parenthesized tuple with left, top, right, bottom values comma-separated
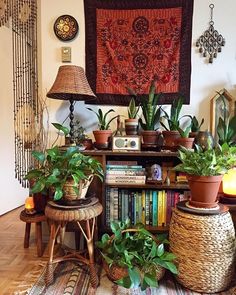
(169, 208, 236, 293)
(102, 229, 165, 283)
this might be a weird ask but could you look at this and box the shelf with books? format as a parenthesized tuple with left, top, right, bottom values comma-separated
(84, 149, 189, 236)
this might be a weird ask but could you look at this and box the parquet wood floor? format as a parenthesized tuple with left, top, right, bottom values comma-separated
(0, 206, 50, 295)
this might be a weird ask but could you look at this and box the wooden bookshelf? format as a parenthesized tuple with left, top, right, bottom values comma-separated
(84, 149, 189, 236)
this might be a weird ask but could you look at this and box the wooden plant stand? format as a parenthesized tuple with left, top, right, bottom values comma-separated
(44, 197, 103, 289)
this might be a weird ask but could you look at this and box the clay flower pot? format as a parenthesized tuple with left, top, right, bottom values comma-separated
(176, 137, 195, 149)
(162, 130, 180, 151)
(187, 174, 223, 208)
(141, 130, 160, 146)
(93, 130, 112, 149)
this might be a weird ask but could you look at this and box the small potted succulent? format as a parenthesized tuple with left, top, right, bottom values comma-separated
(125, 97, 140, 135)
(174, 143, 236, 208)
(25, 146, 104, 204)
(87, 108, 118, 149)
(97, 219, 178, 290)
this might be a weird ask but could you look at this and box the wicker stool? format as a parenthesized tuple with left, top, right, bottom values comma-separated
(20, 210, 47, 257)
(169, 207, 236, 293)
(44, 197, 102, 289)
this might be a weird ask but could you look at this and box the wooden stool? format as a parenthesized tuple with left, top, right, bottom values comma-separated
(44, 197, 102, 289)
(20, 210, 47, 257)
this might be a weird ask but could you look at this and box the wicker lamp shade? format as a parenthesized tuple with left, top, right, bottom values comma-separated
(47, 65, 96, 101)
(46, 65, 96, 142)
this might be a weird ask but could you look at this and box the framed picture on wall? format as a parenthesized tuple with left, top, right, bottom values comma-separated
(210, 88, 235, 140)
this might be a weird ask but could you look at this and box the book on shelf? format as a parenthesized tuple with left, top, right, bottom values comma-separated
(106, 169, 146, 175)
(106, 165, 143, 170)
(107, 160, 138, 165)
(105, 188, 190, 228)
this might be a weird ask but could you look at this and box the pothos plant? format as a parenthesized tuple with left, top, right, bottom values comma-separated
(96, 219, 178, 290)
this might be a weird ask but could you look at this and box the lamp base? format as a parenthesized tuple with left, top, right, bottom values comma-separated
(219, 195, 236, 204)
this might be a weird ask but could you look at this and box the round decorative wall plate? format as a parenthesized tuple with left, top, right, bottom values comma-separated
(53, 15, 79, 41)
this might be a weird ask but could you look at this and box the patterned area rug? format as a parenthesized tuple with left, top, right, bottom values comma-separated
(17, 261, 236, 295)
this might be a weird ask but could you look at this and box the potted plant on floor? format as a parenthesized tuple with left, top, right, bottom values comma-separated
(25, 146, 104, 203)
(124, 97, 140, 135)
(174, 143, 236, 208)
(160, 97, 184, 150)
(97, 219, 178, 290)
(87, 108, 118, 149)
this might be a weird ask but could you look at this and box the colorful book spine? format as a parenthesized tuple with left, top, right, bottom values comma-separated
(106, 165, 143, 169)
(158, 191, 163, 227)
(152, 190, 158, 227)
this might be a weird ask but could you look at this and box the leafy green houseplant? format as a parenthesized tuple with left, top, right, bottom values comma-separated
(97, 219, 178, 290)
(176, 124, 194, 149)
(127, 80, 162, 146)
(174, 143, 236, 208)
(125, 97, 140, 135)
(216, 92, 236, 146)
(25, 146, 104, 202)
(190, 116, 204, 133)
(87, 108, 118, 148)
(160, 97, 184, 150)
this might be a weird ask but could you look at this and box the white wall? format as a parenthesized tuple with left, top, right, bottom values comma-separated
(1, 0, 236, 214)
(0, 26, 28, 215)
(40, 0, 236, 142)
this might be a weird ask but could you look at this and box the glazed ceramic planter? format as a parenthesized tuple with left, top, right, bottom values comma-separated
(125, 118, 139, 135)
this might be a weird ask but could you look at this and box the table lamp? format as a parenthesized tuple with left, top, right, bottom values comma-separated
(222, 168, 236, 197)
(47, 65, 96, 143)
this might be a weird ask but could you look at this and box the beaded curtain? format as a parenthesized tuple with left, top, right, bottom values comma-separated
(1, 0, 42, 187)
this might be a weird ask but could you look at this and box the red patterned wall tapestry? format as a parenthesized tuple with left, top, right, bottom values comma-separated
(84, 0, 194, 105)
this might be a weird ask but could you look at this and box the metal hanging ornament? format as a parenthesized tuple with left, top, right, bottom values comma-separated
(196, 4, 225, 63)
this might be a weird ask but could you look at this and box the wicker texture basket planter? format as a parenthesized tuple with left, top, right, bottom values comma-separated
(169, 208, 236, 293)
(102, 228, 166, 284)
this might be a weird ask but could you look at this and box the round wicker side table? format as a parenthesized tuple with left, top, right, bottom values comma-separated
(169, 207, 236, 293)
(44, 197, 102, 289)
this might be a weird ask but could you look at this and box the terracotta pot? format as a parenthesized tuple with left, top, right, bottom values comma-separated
(176, 137, 195, 149)
(187, 174, 223, 208)
(93, 130, 112, 144)
(125, 118, 139, 135)
(141, 130, 159, 145)
(162, 130, 180, 151)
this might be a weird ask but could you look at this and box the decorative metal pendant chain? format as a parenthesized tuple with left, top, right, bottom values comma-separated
(196, 4, 225, 63)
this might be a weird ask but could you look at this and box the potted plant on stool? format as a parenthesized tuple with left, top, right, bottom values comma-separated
(25, 146, 104, 204)
(87, 108, 118, 149)
(174, 143, 236, 208)
(97, 219, 178, 290)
